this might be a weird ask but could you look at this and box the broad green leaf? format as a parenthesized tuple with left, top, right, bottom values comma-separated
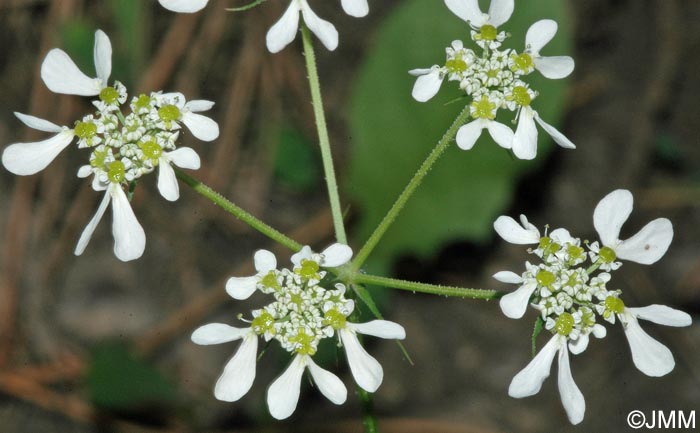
(274, 128, 321, 191)
(87, 342, 178, 411)
(347, 0, 572, 273)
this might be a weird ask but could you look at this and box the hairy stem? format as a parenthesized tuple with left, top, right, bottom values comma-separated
(175, 168, 302, 251)
(351, 104, 472, 271)
(300, 22, 347, 244)
(354, 273, 502, 300)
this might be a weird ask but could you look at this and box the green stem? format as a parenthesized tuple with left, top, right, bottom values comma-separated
(300, 22, 347, 244)
(358, 388, 379, 433)
(351, 104, 472, 271)
(354, 273, 502, 299)
(175, 168, 302, 251)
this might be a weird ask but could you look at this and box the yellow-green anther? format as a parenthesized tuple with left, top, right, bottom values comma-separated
(158, 104, 181, 122)
(323, 309, 347, 330)
(75, 121, 97, 140)
(260, 271, 280, 290)
(107, 160, 126, 183)
(290, 330, 316, 355)
(139, 140, 162, 162)
(91, 149, 108, 169)
(479, 24, 498, 41)
(99, 86, 120, 104)
(512, 86, 532, 107)
(567, 244, 584, 260)
(298, 259, 320, 280)
(135, 94, 152, 110)
(605, 296, 625, 314)
(252, 311, 275, 336)
(511, 53, 534, 71)
(555, 312, 575, 336)
(599, 246, 617, 263)
(536, 270, 556, 288)
(471, 96, 496, 120)
(446, 58, 468, 73)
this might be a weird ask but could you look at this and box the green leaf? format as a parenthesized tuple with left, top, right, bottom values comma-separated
(532, 316, 545, 358)
(87, 342, 178, 411)
(347, 0, 573, 273)
(274, 128, 321, 191)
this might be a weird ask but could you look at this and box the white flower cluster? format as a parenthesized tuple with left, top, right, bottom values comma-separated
(1, 30, 219, 261)
(411, 0, 576, 159)
(159, 0, 370, 53)
(192, 243, 406, 420)
(493, 189, 691, 424)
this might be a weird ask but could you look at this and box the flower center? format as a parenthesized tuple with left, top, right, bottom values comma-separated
(75, 121, 97, 140)
(512, 86, 532, 107)
(471, 96, 496, 119)
(99, 86, 120, 104)
(91, 148, 108, 169)
(298, 259, 320, 280)
(536, 270, 556, 288)
(158, 104, 181, 122)
(446, 58, 468, 74)
(261, 271, 280, 290)
(107, 160, 126, 183)
(323, 308, 347, 330)
(252, 311, 276, 336)
(604, 296, 625, 314)
(511, 53, 534, 72)
(479, 24, 498, 41)
(134, 94, 152, 111)
(554, 312, 574, 336)
(139, 139, 162, 162)
(598, 246, 617, 263)
(289, 329, 316, 355)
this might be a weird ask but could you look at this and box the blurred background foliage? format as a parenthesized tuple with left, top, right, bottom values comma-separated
(0, 1, 698, 432)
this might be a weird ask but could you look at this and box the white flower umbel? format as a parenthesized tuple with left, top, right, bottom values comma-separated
(191, 324, 258, 402)
(226, 249, 280, 300)
(267, 354, 347, 420)
(41, 29, 112, 97)
(509, 333, 585, 425)
(154, 93, 220, 142)
(523, 20, 575, 79)
(592, 189, 673, 267)
(158, 0, 209, 13)
(2, 113, 75, 175)
(266, 0, 339, 53)
(494, 189, 689, 424)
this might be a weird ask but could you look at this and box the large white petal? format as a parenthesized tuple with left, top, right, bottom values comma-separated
(321, 243, 353, 267)
(627, 305, 692, 327)
(508, 334, 561, 398)
(340, 329, 383, 392)
(525, 19, 557, 55)
(456, 119, 486, 150)
(191, 324, 249, 345)
(615, 218, 673, 264)
(291, 245, 313, 267)
(568, 333, 589, 355)
(512, 107, 538, 159)
(623, 316, 675, 377)
(267, 354, 306, 420)
(493, 215, 540, 244)
(93, 30, 112, 86)
(111, 185, 146, 262)
(41, 49, 101, 96)
(306, 357, 347, 405)
(486, 120, 514, 149)
(492, 271, 523, 284)
(182, 112, 219, 142)
(157, 160, 179, 202)
(593, 189, 633, 247)
(534, 56, 575, 79)
(499, 282, 537, 319)
(214, 334, 258, 402)
(341, 0, 369, 17)
(254, 249, 278, 273)
(266, 0, 301, 53)
(226, 276, 259, 300)
(166, 147, 201, 170)
(158, 0, 209, 13)
(557, 347, 585, 425)
(351, 320, 406, 340)
(533, 113, 576, 149)
(411, 69, 443, 102)
(487, 0, 514, 27)
(2, 130, 74, 176)
(14, 112, 62, 133)
(74, 190, 111, 256)
(184, 99, 215, 112)
(300, 0, 339, 51)
(549, 228, 575, 245)
(444, 0, 484, 25)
